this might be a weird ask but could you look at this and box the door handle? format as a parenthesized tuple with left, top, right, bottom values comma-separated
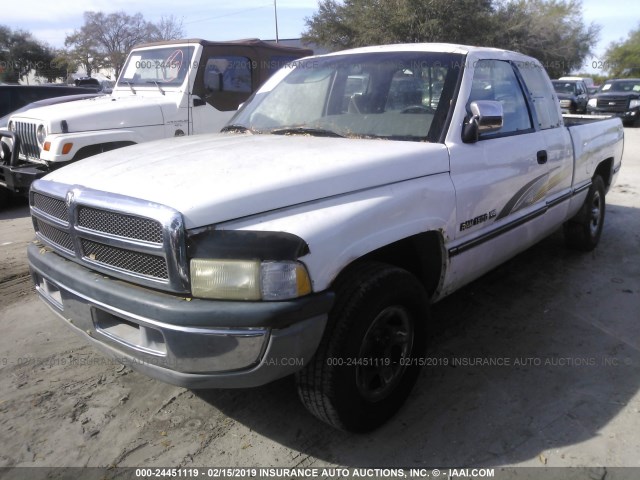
(537, 150, 548, 165)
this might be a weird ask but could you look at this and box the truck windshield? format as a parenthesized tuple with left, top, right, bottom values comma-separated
(117, 46, 195, 88)
(552, 82, 577, 95)
(228, 51, 464, 142)
(600, 80, 640, 93)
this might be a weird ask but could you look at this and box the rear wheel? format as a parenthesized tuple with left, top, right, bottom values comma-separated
(564, 175, 606, 251)
(296, 262, 429, 432)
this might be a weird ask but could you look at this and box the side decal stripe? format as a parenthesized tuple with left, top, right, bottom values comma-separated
(449, 181, 592, 258)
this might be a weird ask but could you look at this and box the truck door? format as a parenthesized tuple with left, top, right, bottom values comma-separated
(516, 61, 573, 219)
(445, 59, 552, 290)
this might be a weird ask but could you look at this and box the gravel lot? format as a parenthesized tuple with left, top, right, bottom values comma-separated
(0, 127, 639, 471)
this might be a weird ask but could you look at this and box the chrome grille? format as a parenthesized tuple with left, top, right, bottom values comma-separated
(597, 98, 628, 112)
(81, 240, 169, 279)
(34, 219, 75, 253)
(78, 207, 163, 243)
(15, 121, 40, 160)
(33, 192, 68, 221)
(29, 182, 188, 293)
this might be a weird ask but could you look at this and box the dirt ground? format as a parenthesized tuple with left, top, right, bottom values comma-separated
(0, 128, 639, 472)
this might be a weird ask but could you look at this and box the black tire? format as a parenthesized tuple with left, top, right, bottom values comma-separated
(0, 186, 10, 210)
(296, 261, 429, 432)
(564, 175, 606, 251)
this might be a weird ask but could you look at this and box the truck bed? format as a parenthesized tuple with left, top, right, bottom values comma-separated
(564, 115, 624, 191)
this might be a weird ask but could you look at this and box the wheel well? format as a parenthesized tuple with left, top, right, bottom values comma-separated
(594, 157, 613, 191)
(71, 141, 136, 161)
(350, 231, 445, 299)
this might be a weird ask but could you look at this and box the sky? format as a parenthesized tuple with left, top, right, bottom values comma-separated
(2, 0, 638, 74)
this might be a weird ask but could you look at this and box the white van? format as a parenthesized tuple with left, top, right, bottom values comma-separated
(559, 76, 595, 88)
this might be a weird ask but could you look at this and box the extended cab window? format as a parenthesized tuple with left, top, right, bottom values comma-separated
(517, 61, 562, 129)
(469, 60, 532, 137)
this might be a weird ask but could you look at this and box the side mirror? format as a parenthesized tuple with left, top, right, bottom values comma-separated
(462, 100, 504, 143)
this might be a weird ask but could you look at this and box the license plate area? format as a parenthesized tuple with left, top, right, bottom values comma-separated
(92, 307, 167, 356)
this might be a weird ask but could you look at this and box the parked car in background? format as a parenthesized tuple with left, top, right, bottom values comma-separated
(73, 77, 101, 92)
(552, 79, 589, 113)
(587, 78, 640, 126)
(0, 84, 102, 119)
(559, 76, 595, 89)
(0, 91, 103, 204)
(0, 38, 312, 202)
(72, 77, 114, 93)
(0, 92, 103, 129)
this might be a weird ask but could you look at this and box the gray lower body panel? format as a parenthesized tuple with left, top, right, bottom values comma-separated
(28, 243, 331, 388)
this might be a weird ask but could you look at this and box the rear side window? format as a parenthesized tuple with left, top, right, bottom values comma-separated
(204, 56, 252, 93)
(516, 61, 562, 130)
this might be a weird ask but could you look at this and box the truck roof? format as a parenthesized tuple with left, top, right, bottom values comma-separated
(318, 43, 540, 63)
(132, 38, 313, 56)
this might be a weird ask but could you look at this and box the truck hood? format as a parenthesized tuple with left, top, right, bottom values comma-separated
(594, 91, 639, 100)
(13, 94, 168, 133)
(42, 134, 450, 229)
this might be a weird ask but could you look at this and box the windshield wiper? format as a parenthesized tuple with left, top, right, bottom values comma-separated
(268, 127, 344, 138)
(220, 124, 254, 134)
(147, 81, 165, 95)
(123, 81, 136, 94)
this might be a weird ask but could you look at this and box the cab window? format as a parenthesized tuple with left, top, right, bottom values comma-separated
(469, 60, 533, 137)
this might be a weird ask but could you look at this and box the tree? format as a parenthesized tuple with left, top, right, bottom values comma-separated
(0, 25, 56, 83)
(66, 11, 159, 79)
(604, 23, 640, 77)
(64, 29, 104, 77)
(490, 0, 600, 78)
(49, 50, 80, 83)
(152, 15, 185, 41)
(303, 0, 494, 50)
(302, 0, 599, 79)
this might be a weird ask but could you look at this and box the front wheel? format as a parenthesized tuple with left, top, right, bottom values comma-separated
(564, 175, 606, 251)
(0, 186, 10, 210)
(296, 262, 429, 432)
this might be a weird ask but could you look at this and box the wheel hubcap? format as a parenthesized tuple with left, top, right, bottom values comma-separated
(356, 305, 414, 402)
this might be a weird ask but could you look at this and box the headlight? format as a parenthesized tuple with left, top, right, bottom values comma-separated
(588, 98, 597, 108)
(190, 259, 311, 301)
(630, 99, 640, 109)
(559, 99, 572, 108)
(36, 124, 47, 146)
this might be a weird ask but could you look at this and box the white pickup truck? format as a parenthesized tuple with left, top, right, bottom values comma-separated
(0, 39, 311, 202)
(27, 44, 623, 432)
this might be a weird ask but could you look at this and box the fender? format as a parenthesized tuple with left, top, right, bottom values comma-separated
(39, 127, 164, 163)
(215, 173, 457, 292)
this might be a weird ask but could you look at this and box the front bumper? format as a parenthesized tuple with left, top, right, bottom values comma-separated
(0, 130, 49, 195)
(28, 243, 333, 388)
(587, 107, 639, 123)
(0, 163, 49, 195)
